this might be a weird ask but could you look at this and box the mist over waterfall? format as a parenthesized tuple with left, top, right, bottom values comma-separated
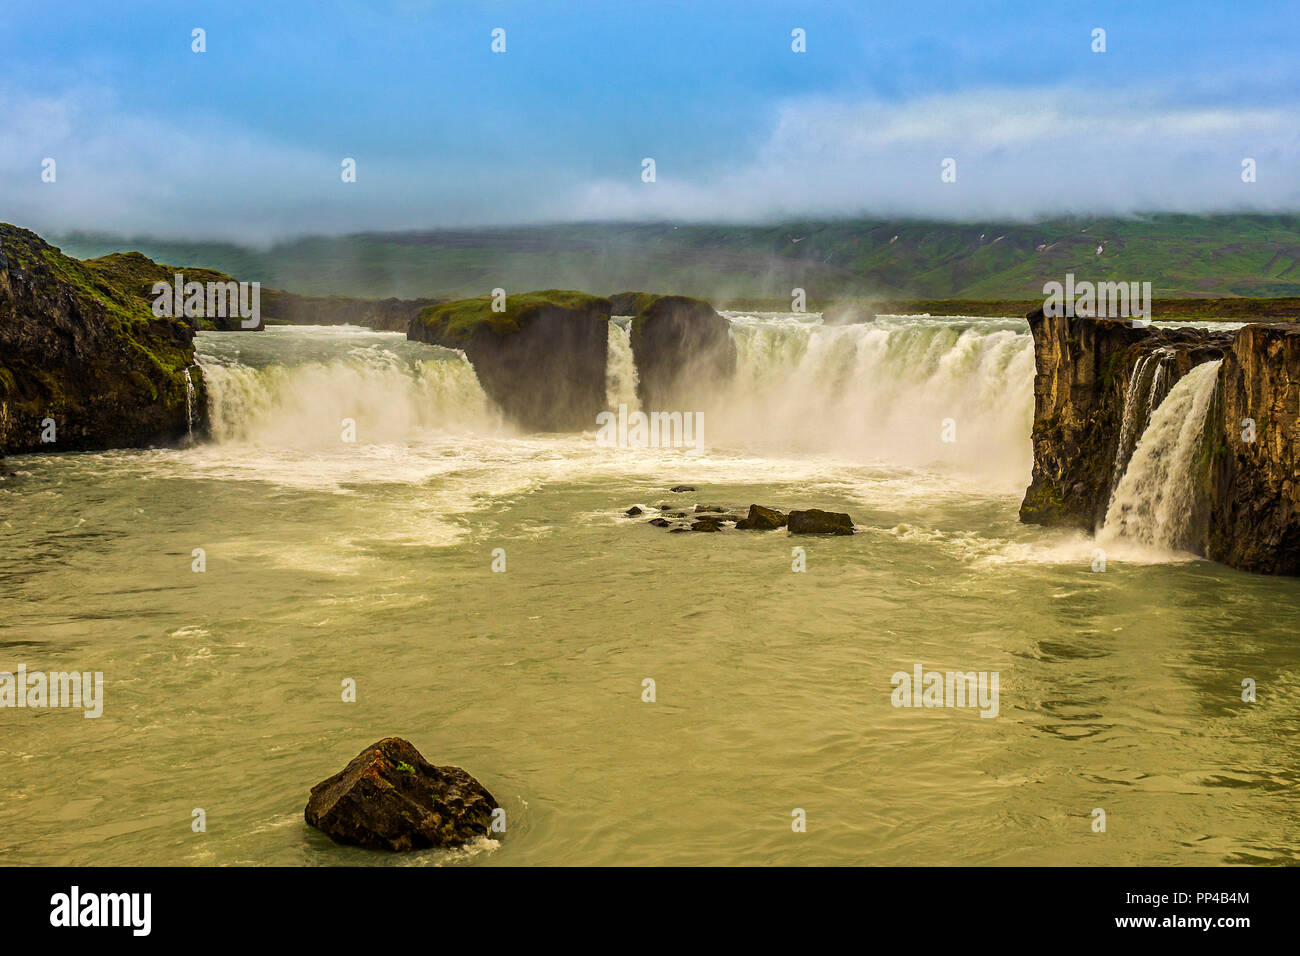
(1100, 359, 1223, 551)
(706, 314, 1037, 484)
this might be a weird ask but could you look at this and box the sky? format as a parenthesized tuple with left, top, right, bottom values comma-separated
(2, 0, 1299, 240)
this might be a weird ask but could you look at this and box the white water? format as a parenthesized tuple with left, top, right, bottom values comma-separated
(197, 327, 500, 447)
(605, 319, 640, 410)
(1100, 360, 1223, 551)
(712, 313, 1036, 485)
(183, 365, 196, 443)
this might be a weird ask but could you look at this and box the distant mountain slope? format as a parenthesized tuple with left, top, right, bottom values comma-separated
(52, 214, 1300, 302)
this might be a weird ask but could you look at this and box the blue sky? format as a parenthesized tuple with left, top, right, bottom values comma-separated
(3, 0, 1298, 238)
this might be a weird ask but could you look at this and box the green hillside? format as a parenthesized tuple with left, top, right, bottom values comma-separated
(52, 213, 1300, 303)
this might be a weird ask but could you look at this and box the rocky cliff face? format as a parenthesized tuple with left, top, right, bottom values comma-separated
(1019, 308, 1231, 530)
(1021, 308, 1300, 575)
(0, 225, 205, 456)
(1207, 324, 1300, 573)
(627, 294, 736, 410)
(409, 290, 612, 431)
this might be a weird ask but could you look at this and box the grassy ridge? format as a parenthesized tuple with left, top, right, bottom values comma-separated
(52, 213, 1300, 303)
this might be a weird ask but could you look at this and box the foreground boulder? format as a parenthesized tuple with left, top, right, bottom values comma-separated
(735, 504, 787, 530)
(0, 224, 207, 454)
(409, 290, 611, 431)
(626, 294, 736, 409)
(787, 509, 855, 535)
(305, 737, 498, 852)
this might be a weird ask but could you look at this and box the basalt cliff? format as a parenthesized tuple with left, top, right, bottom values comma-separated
(1020, 308, 1300, 574)
(0, 224, 206, 456)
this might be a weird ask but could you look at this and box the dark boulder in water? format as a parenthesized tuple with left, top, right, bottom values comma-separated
(670, 484, 695, 492)
(305, 737, 497, 852)
(787, 509, 855, 535)
(625, 506, 643, 516)
(735, 504, 788, 530)
(690, 517, 723, 532)
(648, 517, 672, 527)
(409, 290, 612, 431)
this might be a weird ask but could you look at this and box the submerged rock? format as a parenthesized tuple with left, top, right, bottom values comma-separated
(305, 737, 497, 852)
(624, 506, 643, 516)
(690, 517, 723, 532)
(734, 504, 788, 530)
(647, 517, 671, 527)
(670, 484, 695, 493)
(787, 509, 855, 535)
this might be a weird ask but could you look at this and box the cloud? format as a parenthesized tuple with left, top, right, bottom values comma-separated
(3, 84, 1298, 240)
(562, 89, 1300, 222)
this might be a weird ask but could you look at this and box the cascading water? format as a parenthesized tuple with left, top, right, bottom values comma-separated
(1099, 359, 1223, 551)
(194, 326, 499, 446)
(183, 365, 196, 444)
(606, 318, 640, 410)
(1109, 347, 1174, 495)
(709, 314, 1037, 483)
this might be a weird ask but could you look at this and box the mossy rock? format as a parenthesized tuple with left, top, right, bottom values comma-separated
(409, 289, 613, 431)
(0, 223, 207, 454)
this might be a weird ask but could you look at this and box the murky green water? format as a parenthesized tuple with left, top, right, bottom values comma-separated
(2, 321, 1297, 866)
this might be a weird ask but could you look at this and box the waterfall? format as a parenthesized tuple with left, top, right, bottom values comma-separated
(194, 329, 498, 446)
(1109, 348, 1174, 495)
(1099, 360, 1222, 551)
(183, 366, 196, 444)
(606, 319, 640, 410)
(710, 315, 1036, 482)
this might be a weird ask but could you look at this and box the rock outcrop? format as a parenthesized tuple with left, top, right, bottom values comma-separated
(409, 290, 612, 431)
(626, 294, 736, 410)
(305, 737, 498, 852)
(788, 509, 855, 535)
(1206, 324, 1300, 573)
(1019, 308, 1231, 530)
(1020, 308, 1300, 575)
(0, 224, 206, 455)
(80, 251, 264, 331)
(734, 504, 787, 530)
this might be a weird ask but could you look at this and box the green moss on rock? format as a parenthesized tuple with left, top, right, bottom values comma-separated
(0, 223, 208, 454)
